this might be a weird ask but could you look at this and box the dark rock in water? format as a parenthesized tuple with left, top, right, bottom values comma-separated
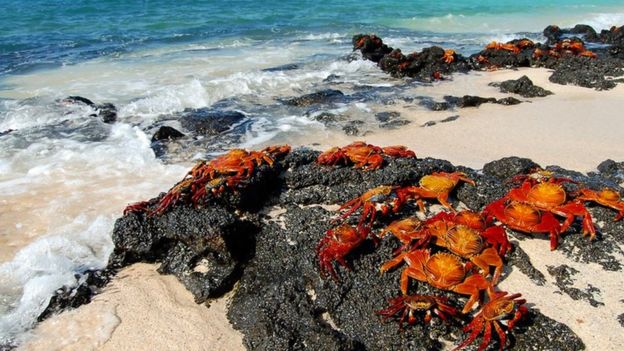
(549, 56, 621, 90)
(483, 157, 539, 181)
(352, 34, 393, 63)
(444, 95, 497, 108)
(0, 129, 14, 137)
(310, 112, 345, 125)
(375, 111, 411, 129)
(496, 96, 523, 105)
(570, 24, 599, 42)
(261, 63, 300, 72)
(323, 74, 341, 83)
(491, 75, 553, 98)
(95, 103, 117, 124)
(342, 120, 365, 136)
(543, 25, 564, 45)
(179, 108, 246, 135)
(421, 120, 437, 127)
(600, 25, 624, 45)
(283, 89, 346, 106)
(151, 126, 185, 142)
(38, 268, 116, 322)
(63, 96, 95, 106)
(417, 97, 450, 111)
(374, 111, 400, 123)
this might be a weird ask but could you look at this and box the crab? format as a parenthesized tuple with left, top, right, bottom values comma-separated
(424, 211, 511, 256)
(510, 169, 576, 186)
(579, 50, 597, 58)
(378, 294, 459, 327)
(123, 200, 151, 215)
(442, 49, 456, 64)
(384, 211, 506, 284)
(532, 48, 544, 59)
(402, 172, 476, 212)
(124, 145, 291, 216)
(483, 199, 563, 250)
(485, 41, 520, 54)
(338, 185, 414, 232)
(454, 289, 528, 351)
(381, 249, 491, 314)
(515, 39, 535, 50)
(504, 179, 595, 239)
(378, 216, 427, 253)
(316, 141, 415, 170)
(317, 224, 370, 279)
(577, 188, 624, 221)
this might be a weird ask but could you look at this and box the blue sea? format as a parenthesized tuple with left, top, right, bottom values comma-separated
(0, 0, 623, 346)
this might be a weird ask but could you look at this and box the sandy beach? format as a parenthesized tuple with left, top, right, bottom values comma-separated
(17, 67, 624, 350)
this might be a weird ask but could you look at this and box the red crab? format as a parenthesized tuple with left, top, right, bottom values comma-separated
(316, 141, 415, 170)
(442, 49, 456, 64)
(377, 294, 459, 327)
(504, 179, 595, 239)
(485, 41, 520, 54)
(577, 188, 624, 221)
(401, 172, 476, 212)
(378, 216, 427, 254)
(338, 185, 414, 231)
(454, 289, 528, 351)
(317, 224, 370, 279)
(380, 249, 491, 314)
(484, 199, 563, 250)
(123, 200, 151, 215)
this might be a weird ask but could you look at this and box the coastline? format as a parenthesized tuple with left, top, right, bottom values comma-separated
(18, 66, 624, 350)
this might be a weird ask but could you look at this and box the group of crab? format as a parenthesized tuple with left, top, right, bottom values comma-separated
(315, 143, 624, 350)
(123, 145, 291, 216)
(478, 37, 597, 67)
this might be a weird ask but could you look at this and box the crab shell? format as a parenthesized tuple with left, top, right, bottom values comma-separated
(377, 294, 459, 327)
(317, 224, 368, 280)
(577, 188, 624, 221)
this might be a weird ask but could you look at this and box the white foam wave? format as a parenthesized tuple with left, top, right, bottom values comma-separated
(0, 216, 113, 345)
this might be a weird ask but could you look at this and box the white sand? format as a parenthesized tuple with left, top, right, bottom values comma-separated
(20, 68, 624, 350)
(290, 68, 624, 173)
(20, 263, 244, 351)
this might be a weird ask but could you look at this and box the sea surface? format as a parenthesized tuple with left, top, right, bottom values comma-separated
(1, 0, 623, 345)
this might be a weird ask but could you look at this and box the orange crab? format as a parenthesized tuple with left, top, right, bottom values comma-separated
(316, 141, 415, 170)
(579, 50, 597, 58)
(454, 289, 528, 351)
(123, 145, 291, 216)
(504, 179, 595, 239)
(377, 294, 459, 327)
(378, 216, 427, 253)
(485, 41, 520, 54)
(381, 249, 491, 314)
(510, 169, 576, 186)
(442, 49, 456, 64)
(317, 224, 370, 279)
(484, 199, 563, 250)
(402, 172, 476, 212)
(516, 39, 535, 50)
(338, 185, 414, 231)
(577, 188, 624, 221)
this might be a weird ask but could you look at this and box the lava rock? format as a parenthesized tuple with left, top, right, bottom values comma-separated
(570, 24, 599, 42)
(151, 126, 185, 142)
(179, 108, 246, 135)
(0, 129, 14, 137)
(283, 89, 346, 106)
(342, 120, 365, 136)
(444, 95, 497, 108)
(596, 159, 624, 183)
(262, 63, 300, 72)
(483, 157, 539, 181)
(96, 103, 118, 124)
(496, 96, 523, 105)
(375, 111, 410, 129)
(549, 56, 621, 90)
(62, 96, 95, 106)
(352, 34, 393, 63)
(491, 75, 553, 97)
(543, 25, 564, 45)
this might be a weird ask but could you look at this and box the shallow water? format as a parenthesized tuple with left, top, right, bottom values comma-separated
(1, 0, 624, 346)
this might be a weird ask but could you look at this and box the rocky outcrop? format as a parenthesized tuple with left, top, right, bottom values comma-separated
(490, 75, 553, 97)
(179, 108, 246, 136)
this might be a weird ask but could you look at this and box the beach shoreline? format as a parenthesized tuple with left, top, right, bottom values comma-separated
(17, 66, 624, 350)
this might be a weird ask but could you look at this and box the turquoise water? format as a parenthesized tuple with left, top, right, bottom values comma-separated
(1, 0, 624, 75)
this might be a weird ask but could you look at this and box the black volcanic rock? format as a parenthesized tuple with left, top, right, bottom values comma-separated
(492, 75, 553, 98)
(483, 157, 539, 181)
(151, 126, 185, 142)
(179, 108, 246, 135)
(549, 56, 621, 90)
(96, 103, 117, 124)
(63, 96, 95, 106)
(283, 89, 346, 106)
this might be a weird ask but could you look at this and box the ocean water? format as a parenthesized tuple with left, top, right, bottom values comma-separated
(1, 0, 623, 345)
